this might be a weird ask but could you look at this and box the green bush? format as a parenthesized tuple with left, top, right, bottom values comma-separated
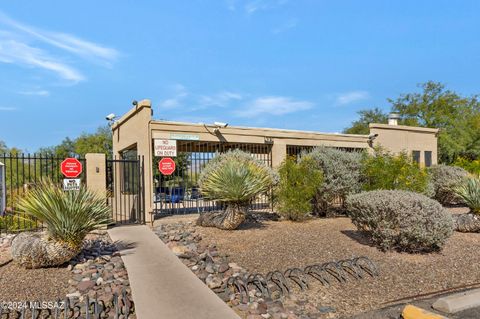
(275, 157, 323, 221)
(197, 150, 278, 230)
(454, 175, 480, 215)
(17, 180, 112, 247)
(428, 165, 469, 205)
(199, 150, 278, 204)
(301, 147, 363, 216)
(346, 190, 453, 252)
(362, 148, 430, 195)
(453, 157, 480, 175)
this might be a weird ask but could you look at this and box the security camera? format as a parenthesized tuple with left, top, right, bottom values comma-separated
(105, 113, 116, 121)
(368, 133, 378, 140)
(214, 121, 228, 128)
(132, 100, 138, 106)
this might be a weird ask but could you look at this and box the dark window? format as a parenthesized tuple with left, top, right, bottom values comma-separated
(412, 151, 420, 164)
(425, 151, 432, 167)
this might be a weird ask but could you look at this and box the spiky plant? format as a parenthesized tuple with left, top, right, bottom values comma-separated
(197, 150, 277, 230)
(455, 175, 480, 215)
(11, 180, 111, 268)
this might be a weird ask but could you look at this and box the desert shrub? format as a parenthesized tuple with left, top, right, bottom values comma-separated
(454, 175, 480, 215)
(275, 157, 323, 221)
(346, 190, 453, 252)
(11, 180, 111, 268)
(428, 165, 469, 205)
(197, 150, 278, 230)
(17, 181, 111, 247)
(362, 148, 430, 195)
(453, 157, 480, 175)
(301, 147, 363, 216)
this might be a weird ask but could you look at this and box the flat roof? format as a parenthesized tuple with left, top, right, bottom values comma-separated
(369, 123, 439, 133)
(151, 119, 369, 139)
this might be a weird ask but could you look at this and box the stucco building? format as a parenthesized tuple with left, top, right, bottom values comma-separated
(111, 99, 439, 222)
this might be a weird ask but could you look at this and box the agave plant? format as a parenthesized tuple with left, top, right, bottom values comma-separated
(455, 175, 480, 215)
(197, 150, 277, 230)
(11, 180, 111, 268)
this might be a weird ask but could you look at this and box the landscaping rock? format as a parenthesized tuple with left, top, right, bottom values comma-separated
(155, 221, 289, 319)
(66, 233, 135, 317)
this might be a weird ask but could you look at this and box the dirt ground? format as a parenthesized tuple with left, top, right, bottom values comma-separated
(196, 207, 480, 318)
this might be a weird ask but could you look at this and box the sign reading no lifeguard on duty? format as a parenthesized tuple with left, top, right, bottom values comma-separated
(154, 139, 177, 157)
(61, 158, 83, 178)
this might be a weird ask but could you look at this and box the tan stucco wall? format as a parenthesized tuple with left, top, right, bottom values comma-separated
(369, 123, 439, 165)
(85, 153, 106, 194)
(112, 100, 154, 222)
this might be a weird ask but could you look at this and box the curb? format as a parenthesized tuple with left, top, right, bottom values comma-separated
(432, 288, 480, 314)
(402, 305, 449, 319)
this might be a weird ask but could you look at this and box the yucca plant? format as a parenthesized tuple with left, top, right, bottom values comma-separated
(11, 180, 111, 268)
(197, 150, 277, 230)
(455, 175, 480, 215)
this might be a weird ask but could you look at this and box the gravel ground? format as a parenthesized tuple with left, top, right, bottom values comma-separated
(0, 232, 135, 318)
(195, 208, 480, 318)
(0, 260, 71, 301)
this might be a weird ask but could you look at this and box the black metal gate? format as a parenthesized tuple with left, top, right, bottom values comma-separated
(0, 154, 86, 234)
(153, 141, 273, 216)
(106, 156, 145, 225)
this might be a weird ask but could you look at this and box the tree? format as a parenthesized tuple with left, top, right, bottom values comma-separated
(0, 140, 7, 153)
(37, 126, 112, 158)
(74, 126, 112, 157)
(390, 82, 480, 163)
(344, 81, 480, 164)
(343, 108, 388, 134)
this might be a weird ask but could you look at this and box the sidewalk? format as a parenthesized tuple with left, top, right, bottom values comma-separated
(108, 225, 240, 319)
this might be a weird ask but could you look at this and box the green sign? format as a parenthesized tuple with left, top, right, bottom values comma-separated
(170, 133, 200, 141)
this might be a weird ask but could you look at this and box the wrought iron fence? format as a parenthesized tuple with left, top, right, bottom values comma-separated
(0, 289, 135, 319)
(0, 154, 86, 234)
(153, 141, 273, 216)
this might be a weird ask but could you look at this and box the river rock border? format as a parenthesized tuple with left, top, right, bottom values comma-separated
(66, 232, 136, 318)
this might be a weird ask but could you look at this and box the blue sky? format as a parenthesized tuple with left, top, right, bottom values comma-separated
(1, 1, 480, 151)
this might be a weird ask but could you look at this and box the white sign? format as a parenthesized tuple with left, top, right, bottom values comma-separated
(154, 139, 177, 157)
(170, 133, 200, 141)
(63, 179, 81, 191)
(0, 162, 5, 216)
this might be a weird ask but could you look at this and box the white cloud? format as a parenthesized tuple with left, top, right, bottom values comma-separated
(17, 89, 50, 96)
(0, 40, 84, 82)
(336, 90, 370, 105)
(0, 107, 16, 111)
(235, 96, 313, 117)
(159, 86, 243, 111)
(0, 12, 118, 64)
(198, 91, 243, 108)
(0, 11, 118, 83)
(159, 84, 189, 109)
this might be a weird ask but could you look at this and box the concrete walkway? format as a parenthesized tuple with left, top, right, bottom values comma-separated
(108, 225, 240, 319)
